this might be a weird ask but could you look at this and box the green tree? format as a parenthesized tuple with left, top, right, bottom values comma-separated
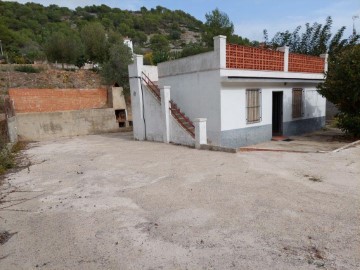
(203, 8, 234, 47)
(317, 45, 360, 137)
(150, 34, 170, 52)
(80, 22, 108, 63)
(45, 30, 84, 67)
(101, 42, 133, 95)
(264, 16, 360, 57)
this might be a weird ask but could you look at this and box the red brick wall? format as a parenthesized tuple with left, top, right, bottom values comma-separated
(9, 88, 108, 113)
(288, 53, 325, 73)
(226, 44, 284, 71)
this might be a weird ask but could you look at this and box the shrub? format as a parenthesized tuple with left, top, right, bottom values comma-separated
(14, 65, 41, 73)
(337, 113, 360, 138)
(317, 45, 360, 137)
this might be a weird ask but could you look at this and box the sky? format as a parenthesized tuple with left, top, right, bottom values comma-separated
(5, 0, 360, 41)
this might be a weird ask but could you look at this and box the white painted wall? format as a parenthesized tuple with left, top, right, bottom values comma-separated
(221, 87, 272, 131)
(158, 51, 217, 77)
(142, 85, 163, 142)
(142, 65, 158, 82)
(170, 117, 195, 147)
(159, 70, 221, 144)
(129, 55, 145, 140)
(303, 89, 326, 118)
(221, 85, 326, 132)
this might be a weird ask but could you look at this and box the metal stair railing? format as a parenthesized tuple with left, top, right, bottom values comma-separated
(141, 72, 160, 101)
(141, 72, 195, 139)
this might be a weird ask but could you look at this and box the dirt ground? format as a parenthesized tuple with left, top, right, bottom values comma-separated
(0, 133, 359, 270)
(0, 67, 102, 94)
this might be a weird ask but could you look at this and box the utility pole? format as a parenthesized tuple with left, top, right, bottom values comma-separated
(353, 15, 359, 35)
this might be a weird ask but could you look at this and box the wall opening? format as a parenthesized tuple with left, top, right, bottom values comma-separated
(115, 109, 126, 128)
(272, 91, 283, 136)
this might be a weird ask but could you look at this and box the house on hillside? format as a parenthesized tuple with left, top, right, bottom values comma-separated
(129, 35, 327, 148)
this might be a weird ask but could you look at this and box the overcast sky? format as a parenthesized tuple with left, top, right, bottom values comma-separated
(5, 0, 360, 41)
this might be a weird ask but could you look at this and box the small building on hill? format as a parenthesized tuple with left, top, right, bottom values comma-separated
(129, 35, 327, 148)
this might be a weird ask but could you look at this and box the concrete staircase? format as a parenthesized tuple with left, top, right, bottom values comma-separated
(142, 72, 195, 138)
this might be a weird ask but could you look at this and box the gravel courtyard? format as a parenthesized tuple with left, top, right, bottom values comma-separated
(1, 132, 359, 270)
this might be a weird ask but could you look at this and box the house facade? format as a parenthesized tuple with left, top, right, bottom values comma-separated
(129, 36, 327, 148)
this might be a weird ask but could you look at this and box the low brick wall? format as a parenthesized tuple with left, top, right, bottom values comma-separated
(9, 88, 108, 113)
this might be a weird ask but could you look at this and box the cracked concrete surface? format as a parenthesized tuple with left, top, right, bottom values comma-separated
(0, 132, 359, 269)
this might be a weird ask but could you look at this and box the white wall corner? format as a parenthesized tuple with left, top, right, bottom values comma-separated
(277, 46, 289, 72)
(129, 54, 145, 140)
(160, 86, 171, 143)
(213, 35, 227, 69)
(194, 118, 207, 149)
(128, 54, 144, 77)
(320, 53, 329, 73)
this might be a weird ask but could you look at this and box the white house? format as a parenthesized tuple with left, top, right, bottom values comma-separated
(129, 36, 327, 148)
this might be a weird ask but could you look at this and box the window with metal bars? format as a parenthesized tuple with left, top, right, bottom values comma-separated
(292, 88, 303, 118)
(246, 89, 262, 124)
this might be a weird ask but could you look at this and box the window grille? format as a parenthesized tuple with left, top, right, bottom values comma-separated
(246, 89, 262, 123)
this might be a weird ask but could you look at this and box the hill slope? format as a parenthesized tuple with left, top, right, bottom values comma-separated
(0, 2, 204, 62)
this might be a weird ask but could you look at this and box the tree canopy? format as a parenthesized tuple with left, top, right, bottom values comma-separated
(203, 8, 234, 47)
(101, 42, 133, 95)
(317, 44, 360, 136)
(263, 16, 359, 56)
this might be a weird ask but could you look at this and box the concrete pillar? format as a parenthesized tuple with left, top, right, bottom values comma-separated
(277, 46, 289, 72)
(194, 118, 207, 149)
(320, 53, 329, 73)
(213, 35, 227, 69)
(160, 86, 171, 143)
(128, 55, 145, 140)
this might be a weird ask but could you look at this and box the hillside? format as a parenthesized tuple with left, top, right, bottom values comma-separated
(0, 66, 102, 94)
(0, 2, 204, 63)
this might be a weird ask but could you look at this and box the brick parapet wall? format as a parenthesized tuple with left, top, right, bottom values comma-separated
(226, 44, 284, 71)
(288, 53, 325, 73)
(9, 88, 108, 113)
(226, 43, 325, 73)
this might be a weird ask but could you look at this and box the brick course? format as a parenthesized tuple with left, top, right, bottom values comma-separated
(9, 88, 108, 113)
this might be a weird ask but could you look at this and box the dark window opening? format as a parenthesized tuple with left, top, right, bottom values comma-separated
(115, 109, 126, 128)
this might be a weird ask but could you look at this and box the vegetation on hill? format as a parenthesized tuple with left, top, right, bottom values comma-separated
(0, 2, 257, 64)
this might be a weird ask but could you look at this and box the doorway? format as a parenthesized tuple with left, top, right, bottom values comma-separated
(272, 92, 283, 136)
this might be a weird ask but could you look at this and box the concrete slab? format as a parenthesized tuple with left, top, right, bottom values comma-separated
(240, 127, 355, 153)
(1, 132, 359, 269)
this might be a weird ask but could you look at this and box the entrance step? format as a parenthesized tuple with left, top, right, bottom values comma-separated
(272, 136, 293, 142)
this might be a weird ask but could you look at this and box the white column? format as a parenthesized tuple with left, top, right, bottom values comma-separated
(213, 35, 227, 69)
(320, 53, 329, 73)
(194, 118, 207, 149)
(277, 46, 289, 72)
(160, 86, 171, 143)
(128, 55, 145, 140)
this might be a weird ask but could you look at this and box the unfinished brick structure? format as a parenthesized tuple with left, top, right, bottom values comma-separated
(7, 87, 128, 141)
(9, 88, 108, 113)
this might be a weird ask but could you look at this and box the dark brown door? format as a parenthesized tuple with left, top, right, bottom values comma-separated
(272, 92, 283, 136)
